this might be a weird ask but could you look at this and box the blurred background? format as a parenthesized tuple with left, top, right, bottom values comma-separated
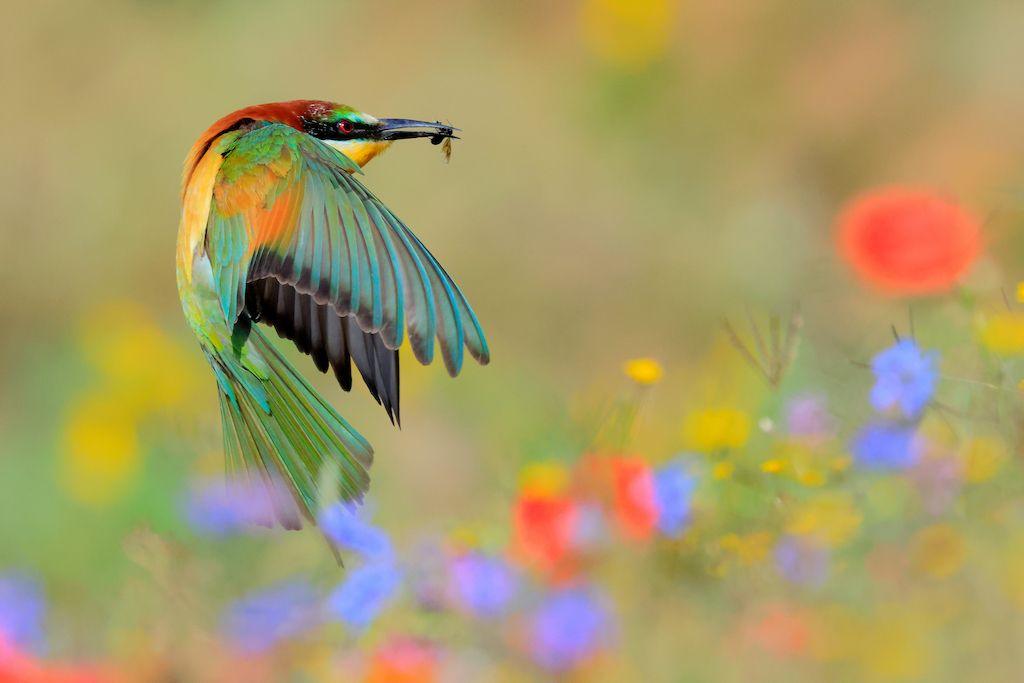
(4, 0, 1024, 680)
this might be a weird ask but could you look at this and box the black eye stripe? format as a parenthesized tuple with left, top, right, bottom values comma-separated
(300, 116, 373, 141)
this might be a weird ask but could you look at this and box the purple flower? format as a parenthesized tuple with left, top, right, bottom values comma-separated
(318, 502, 393, 560)
(327, 562, 402, 630)
(529, 587, 612, 672)
(774, 536, 829, 587)
(786, 394, 835, 444)
(183, 477, 281, 536)
(910, 451, 963, 516)
(448, 552, 518, 618)
(870, 340, 938, 418)
(852, 422, 920, 470)
(0, 573, 46, 653)
(407, 539, 449, 611)
(570, 503, 608, 552)
(653, 460, 697, 537)
(221, 580, 320, 653)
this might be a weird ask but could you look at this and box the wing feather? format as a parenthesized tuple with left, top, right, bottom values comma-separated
(204, 122, 486, 424)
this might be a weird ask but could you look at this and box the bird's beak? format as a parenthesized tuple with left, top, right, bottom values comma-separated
(377, 118, 460, 142)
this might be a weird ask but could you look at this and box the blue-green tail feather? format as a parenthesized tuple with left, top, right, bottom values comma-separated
(212, 324, 373, 528)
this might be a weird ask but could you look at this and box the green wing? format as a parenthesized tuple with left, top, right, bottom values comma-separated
(203, 123, 489, 422)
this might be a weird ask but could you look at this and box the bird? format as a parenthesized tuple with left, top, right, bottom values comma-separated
(176, 100, 489, 530)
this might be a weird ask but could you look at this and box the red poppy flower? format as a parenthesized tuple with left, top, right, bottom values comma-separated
(513, 493, 579, 574)
(610, 457, 658, 541)
(0, 635, 115, 683)
(837, 187, 982, 295)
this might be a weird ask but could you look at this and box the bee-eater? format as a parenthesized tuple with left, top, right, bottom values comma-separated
(177, 100, 489, 529)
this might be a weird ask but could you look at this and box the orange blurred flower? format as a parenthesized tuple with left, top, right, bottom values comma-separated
(364, 638, 437, 683)
(741, 603, 812, 659)
(609, 457, 658, 541)
(837, 187, 981, 295)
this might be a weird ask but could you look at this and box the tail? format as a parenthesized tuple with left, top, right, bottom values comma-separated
(212, 324, 373, 530)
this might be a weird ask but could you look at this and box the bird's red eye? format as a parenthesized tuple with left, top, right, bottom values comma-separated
(338, 120, 354, 135)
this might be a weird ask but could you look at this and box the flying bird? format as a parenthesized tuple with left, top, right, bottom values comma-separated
(176, 100, 489, 529)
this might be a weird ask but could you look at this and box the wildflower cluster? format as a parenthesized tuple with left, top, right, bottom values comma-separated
(6, 184, 1024, 680)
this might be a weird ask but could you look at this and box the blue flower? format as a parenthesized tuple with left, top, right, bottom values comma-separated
(318, 502, 393, 560)
(183, 478, 278, 536)
(0, 573, 46, 653)
(327, 562, 402, 630)
(448, 552, 518, 618)
(653, 460, 697, 537)
(852, 422, 920, 470)
(774, 536, 829, 587)
(530, 587, 611, 672)
(221, 580, 320, 653)
(870, 340, 938, 418)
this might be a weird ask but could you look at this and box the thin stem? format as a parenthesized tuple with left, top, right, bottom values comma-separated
(723, 318, 770, 378)
(769, 314, 782, 380)
(745, 306, 770, 368)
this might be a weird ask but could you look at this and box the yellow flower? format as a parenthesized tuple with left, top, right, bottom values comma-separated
(519, 461, 569, 497)
(786, 493, 862, 547)
(978, 312, 1024, 355)
(623, 357, 663, 386)
(718, 531, 773, 566)
(772, 441, 828, 487)
(59, 300, 203, 507)
(830, 455, 852, 472)
(911, 524, 966, 579)
(711, 461, 735, 480)
(580, 0, 675, 70)
(79, 300, 198, 413)
(683, 408, 751, 452)
(61, 392, 141, 506)
(961, 436, 1006, 483)
(1016, 282, 1024, 303)
(795, 469, 826, 487)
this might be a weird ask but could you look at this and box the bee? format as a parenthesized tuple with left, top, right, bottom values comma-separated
(430, 122, 454, 163)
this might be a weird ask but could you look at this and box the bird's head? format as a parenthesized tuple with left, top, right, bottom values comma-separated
(297, 101, 458, 168)
(184, 100, 458, 189)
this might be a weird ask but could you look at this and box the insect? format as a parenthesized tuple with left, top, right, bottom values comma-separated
(430, 122, 455, 162)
